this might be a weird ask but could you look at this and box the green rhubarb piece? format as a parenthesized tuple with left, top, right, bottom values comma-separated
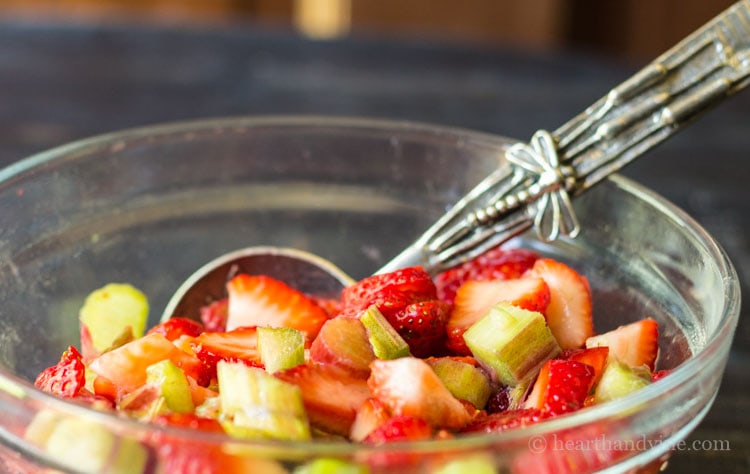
(294, 458, 370, 474)
(433, 454, 497, 474)
(258, 326, 305, 373)
(463, 302, 560, 386)
(40, 416, 148, 474)
(79, 283, 149, 353)
(594, 357, 651, 403)
(359, 305, 410, 359)
(427, 358, 492, 409)
(146, 359, 194, 414)
(217, 361, 310, 441)
(25, 410, 63, 447)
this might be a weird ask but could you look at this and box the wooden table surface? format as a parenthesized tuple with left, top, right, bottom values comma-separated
(0, 21, 747, 473)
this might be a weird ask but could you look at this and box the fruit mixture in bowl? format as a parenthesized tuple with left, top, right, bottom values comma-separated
(30, 246, 666, 473)
(0, 117, 738, 474)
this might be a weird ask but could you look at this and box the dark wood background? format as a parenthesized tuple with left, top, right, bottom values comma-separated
(0, 6, 747, 472)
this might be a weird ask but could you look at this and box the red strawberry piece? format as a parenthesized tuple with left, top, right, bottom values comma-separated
(561, 346, 609, 389)
(149, 413, 226, 474)
(524, 359, 594, 416)
(148, 317, 205, 341)
(341, 266, 437, 315)
(34, 345, 86, 399)
(225, 274, 329, 343)
(368, 357, 471, 430)
(362, 415, 433, 471)
(462, 408, 545, 434)
(364, 415, 432, 445)
(435, 247, 539, 304)
(92, 374, 118, 402)
(190, 326, 262, 377)
(446, 277, 551, 355)
(88, 333, 208, 395)
(276, 363, 372, 436)
(389, 300, 451, 357)
(526, 258, 594, 350)
(651, 369, 672, 382)
(200, 298, 228, 333)
(585, 318, 659, 370)
(350, 397, 392, 442)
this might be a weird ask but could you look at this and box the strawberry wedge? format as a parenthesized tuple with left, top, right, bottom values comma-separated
(350, 398, 392, 442)
(586, 318, 659, 370)
(435, 247, 539, 304)
(523, 359, 595, 416)
(368, 357, 472, 430)
(527, 258, 594, 350)
(446, 277, 551, 355)
(190, 326, 262, 374)
(89, 333, 207, 395)
(225, 274, 329, 343)
(276, 363, 372, 436)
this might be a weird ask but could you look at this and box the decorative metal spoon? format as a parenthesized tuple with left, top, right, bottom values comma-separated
(162, 0, 750, 322)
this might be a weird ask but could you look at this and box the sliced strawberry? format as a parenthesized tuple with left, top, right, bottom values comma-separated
(389, 300, 451, 357)
(350, 397, 392, 442)
(561, 346, 609, 390)
(362, 415, 433, 471)
(225, 274, 329, 343)
(461, 408, 545, 434)
(363, 415, 432, 445)
(524, 359, 594, 416)
(148, 317, 205, 341)
(368, 357, 471, 430)
(92, 374, 118, 402)
(200, 298, 228, 333)
(446, 277, 551, 355)
(190, 326, 262, 377)
(276, 363, 372, 436)
(34, 345, 86, 399)
(526, 258, 594, 350)
(585, 318, 659, 370)
(435, 247, 539, 304)
(341, 266, 437, 317)
(88, 333, 208, 395)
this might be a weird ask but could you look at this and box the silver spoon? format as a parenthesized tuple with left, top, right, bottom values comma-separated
(162, 0, 750, 322)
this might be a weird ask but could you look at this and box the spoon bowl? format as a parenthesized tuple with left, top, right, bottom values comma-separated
(162, 246, 354, 321)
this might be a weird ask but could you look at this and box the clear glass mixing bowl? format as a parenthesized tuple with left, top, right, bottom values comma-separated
(0, 117, 740, 473)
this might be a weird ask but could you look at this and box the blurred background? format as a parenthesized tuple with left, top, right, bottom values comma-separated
(0, 0, 738, 60)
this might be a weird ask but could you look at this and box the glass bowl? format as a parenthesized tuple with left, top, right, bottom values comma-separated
(0, 116, 740, 473)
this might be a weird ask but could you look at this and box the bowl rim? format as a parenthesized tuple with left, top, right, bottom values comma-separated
(0, 115, 742, 457)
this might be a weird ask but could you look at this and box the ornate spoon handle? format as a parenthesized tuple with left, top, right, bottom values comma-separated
(381, 0, 750, 275)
